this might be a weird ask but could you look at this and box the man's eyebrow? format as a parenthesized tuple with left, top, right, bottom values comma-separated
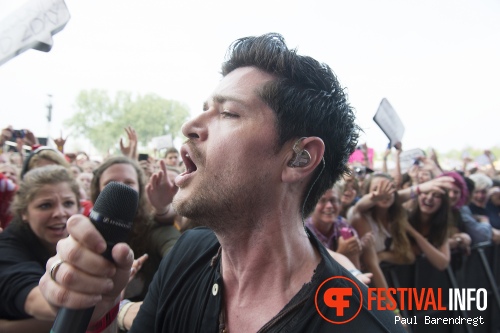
(203, 94, 249, 111)
(212, 94, 248, 107)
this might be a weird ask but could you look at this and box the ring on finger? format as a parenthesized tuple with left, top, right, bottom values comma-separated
(50, 259, 64, 282)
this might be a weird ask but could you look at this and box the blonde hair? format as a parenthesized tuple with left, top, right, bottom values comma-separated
(29, 149, 69, 170)
(11, 165, 81, 222)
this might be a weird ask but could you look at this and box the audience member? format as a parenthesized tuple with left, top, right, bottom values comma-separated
(468, 173, 500, 244)
(0, 165, 79, 331)
(486, 180, 500, 229)
(335, 175, 360, 219)
(163, 147, 179, 168)
(20, 146, 70, 179)
(306, 186, 362, 267)
(440, 171, 471, 254)
(90, 156, 180, 303)
(406, 187, 451, 271)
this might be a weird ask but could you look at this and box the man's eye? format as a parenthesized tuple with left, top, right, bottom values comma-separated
(221, 111, 238, 118)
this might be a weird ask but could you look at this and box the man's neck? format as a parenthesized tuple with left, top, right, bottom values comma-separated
(217, 217, 321, 332)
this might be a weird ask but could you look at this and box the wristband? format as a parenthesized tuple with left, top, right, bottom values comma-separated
(410, 186, 416, 200)
(86, 303, 119, 333)
(348, 268, 362, 276)
(155, 204, 170, 217)
(117, 301, 135, 331)
(416, 186, 421, 195)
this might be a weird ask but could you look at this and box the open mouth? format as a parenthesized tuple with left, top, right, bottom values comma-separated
(47, 224, 66, 233)
(181, 147, 198, 174)
(175, 146, 199, 187)
(422, 199, 435, 209)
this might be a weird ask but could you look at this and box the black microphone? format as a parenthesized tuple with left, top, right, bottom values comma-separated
(51, 181, 139, 333)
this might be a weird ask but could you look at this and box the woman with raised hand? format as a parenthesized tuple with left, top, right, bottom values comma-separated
(397, 175, 455, 270)
(405, 190, 451, 271)
(0, 165, 80, 332)
(90, 156, 180, 303)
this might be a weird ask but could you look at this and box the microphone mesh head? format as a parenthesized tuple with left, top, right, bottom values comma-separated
(93, 181, 139, 222)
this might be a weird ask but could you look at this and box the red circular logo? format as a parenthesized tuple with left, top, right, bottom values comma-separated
(314, 276, 363, 324)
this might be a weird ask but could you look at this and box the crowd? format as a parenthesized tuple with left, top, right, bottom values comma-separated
(0, 33, 499, 333)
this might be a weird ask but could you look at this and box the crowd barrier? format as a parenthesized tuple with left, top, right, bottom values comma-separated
(381, 243, 500, 333)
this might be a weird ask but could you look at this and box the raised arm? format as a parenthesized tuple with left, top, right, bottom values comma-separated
(119, 126, 138, 160)
(351, 177, 395, 215)
(397, 176, 455, 203)
(405, 222, 450, 271)
(146, 160, 178, 225)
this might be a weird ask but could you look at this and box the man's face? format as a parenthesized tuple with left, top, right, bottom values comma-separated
(173, 67, 282, 229)
(311, 189, 340, 225)
(472, 188, 488, 208)
(165, 152, 179, 167)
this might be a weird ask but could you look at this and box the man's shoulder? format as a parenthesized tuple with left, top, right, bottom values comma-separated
(160, 227, 219, 264)
(176, 226, 218, 246)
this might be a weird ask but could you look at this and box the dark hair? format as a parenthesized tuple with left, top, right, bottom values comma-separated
(464, 177, 475, 196)
(164, 147, 179, 157)
(409, 192, 451, 248)
(221, 33, 360, 215)
(90, 156, 152, 256)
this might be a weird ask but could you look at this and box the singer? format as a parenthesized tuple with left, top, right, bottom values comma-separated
(40, 33, 405, 332)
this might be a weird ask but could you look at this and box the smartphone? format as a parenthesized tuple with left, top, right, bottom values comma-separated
(138, 153, 149, 161)
(10, 129, 25, 141)
(340, 227, 353, 240)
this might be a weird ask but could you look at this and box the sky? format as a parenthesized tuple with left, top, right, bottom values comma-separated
(1, 0, 499, 156)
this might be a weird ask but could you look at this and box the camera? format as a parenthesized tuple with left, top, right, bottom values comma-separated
(10, 129, 25, 141)
(354, 166, 366, 177)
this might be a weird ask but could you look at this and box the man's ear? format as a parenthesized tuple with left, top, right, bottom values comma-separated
(282, 137, 324, 184)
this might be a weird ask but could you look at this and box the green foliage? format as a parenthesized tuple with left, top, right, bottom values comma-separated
(64, 90, 190, 153)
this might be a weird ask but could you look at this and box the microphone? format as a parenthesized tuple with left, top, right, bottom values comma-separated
(51, 181, 139, 333)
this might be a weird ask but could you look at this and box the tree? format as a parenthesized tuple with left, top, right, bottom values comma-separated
(64, 90, 190, 154)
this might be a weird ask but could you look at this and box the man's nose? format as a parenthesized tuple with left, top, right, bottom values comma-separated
(181, 112, 209, 141)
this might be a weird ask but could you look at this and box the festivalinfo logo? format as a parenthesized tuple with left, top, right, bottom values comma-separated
(315, 276, 487, 327)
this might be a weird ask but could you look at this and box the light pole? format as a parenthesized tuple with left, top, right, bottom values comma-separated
(46, 94, 52, 140)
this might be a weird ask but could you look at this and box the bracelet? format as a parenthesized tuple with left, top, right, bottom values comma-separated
(86, 303, 119, 333)
(410, 186, 416, 200)
(117, 301, 135, 331)
(155, 204, 170, 217)
(348, 268, 362, 276)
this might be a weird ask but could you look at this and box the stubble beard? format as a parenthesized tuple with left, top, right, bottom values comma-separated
(173, 168, 269, 235)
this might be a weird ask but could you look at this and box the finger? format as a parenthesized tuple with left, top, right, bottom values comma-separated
(119, 138, 125, 150)
(39, 270, 102, 309)
(109, 244, 135, 295)
(56, 236, 115, 277)
(45, 256, 114, 295)
(151, 173, 160, 187)
(66, 215, 107, 254)
(159, 159, 167, 173)
(156, 171, 165, 186)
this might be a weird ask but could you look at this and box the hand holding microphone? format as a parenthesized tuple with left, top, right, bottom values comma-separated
(39, 182, 138, 333)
